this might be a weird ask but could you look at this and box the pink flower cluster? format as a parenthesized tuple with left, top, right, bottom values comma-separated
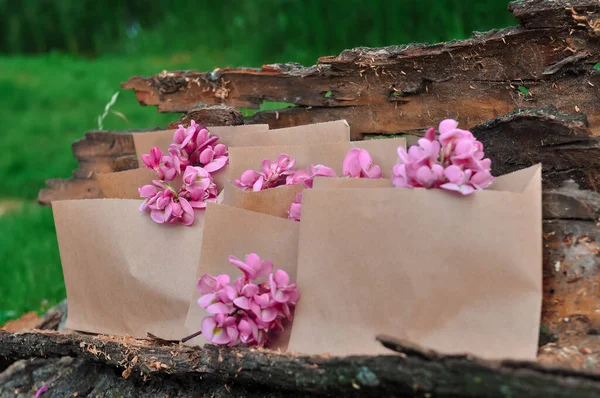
(197, 253, 299, 347)
(139, 121, 228, 225)
(392, 119, 494, 195)
(232, 148, 383, 221)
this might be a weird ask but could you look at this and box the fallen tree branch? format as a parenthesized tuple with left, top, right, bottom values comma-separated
(2, 330, 600, 397)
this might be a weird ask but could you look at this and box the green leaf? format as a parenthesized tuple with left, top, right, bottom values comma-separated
(324, 90, 333, 98)
(594, 62, 600, 70)
(518, 85, 530, 96)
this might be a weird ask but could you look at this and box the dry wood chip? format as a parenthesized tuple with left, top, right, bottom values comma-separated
(122, 367, 132, 379)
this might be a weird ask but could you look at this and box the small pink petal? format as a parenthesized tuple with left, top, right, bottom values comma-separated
(233, 296, 251, 310)
(260, 308, 277, 323)
(201, 316, 216, 341)
(206, 302, 231, 315)
(439, 119, 459, 134)
(342, 148, 361, 177)
(203, 156, 228, 172)
(198, 293, 215, 309)
(444, 165, 463, 183)
(424, 127, 436, 141)
(252, 175, 265, 192)
(274, 269, 290, 286)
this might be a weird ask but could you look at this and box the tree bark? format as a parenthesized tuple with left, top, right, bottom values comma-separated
(122, 0, 600, 140)
(2, 330, 600, 397)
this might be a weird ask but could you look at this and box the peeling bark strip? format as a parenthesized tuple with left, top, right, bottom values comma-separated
(2, 331, 600, 397)
(122, 0, 600, 140)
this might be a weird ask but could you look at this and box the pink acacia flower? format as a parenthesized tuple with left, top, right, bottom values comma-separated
(228, 253, 273, 281)
(343, 148, 382, 178)
(139, 121, 228, 226)
(192, 254, 299, 347)
(233, 154, 296, 192)
(286, 165, 337, 189)
(392, 119, 494, 195)
(201, 314, 239, 346)
(138, 167, 218, 225)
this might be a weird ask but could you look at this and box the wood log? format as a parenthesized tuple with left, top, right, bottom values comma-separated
(122, 0, 600, 140)
(3, 330, 600, 397)
(37, 106, 244, 206)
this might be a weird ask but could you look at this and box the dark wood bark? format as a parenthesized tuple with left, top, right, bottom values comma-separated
(122, 0, 600, 140)
(3, 330, 600, 397)
(0, 357, 297, 398)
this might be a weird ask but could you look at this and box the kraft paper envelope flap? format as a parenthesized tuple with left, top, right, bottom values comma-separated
(53, 199, 206, 340)
(228, 120, 350, 147)
(288, 164, 542, 360)
(220, 180, 304, 218)
(97, 168, 157, 199)
(130, 121, 350, 194)
(312, 177, 393, 189)
(226, 137, 407, 182)
(183, 203, 299, 349)
(132, 124, 270, 164)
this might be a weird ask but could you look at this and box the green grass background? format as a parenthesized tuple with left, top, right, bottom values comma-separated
(0, 0, 515, 324)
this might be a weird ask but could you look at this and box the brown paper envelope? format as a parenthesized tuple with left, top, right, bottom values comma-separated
(53, 199, 207, 340)
(220, 180, 304, 218)
(97, 168, 157, 199)
(183, 203, 299, 349)
(226, 137, 406, 183)
(288, 164, 542, 360)
(312, 177, 393, 189)
(228, 120, 350, 147)
(132, 124, 270, 164)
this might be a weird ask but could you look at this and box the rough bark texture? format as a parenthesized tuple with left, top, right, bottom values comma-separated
(3, 330, 600, 398)
(123, 0, 600, 140)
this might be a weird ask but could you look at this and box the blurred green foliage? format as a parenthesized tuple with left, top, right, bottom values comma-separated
(0, 0, 514, 323)
(1, 0, 515, 63)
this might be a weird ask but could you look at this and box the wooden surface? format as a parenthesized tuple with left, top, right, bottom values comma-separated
(3, 330, 600, 397)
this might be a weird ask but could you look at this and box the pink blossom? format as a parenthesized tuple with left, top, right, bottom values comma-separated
(285, 169, 311, 186)
(139, 122, 224, 226)
(269, 270, 299, 304)
(197, 274, 231, 295)
(201, 314, 239, 346)
(343, 148, 382, 178)
(261, 154, 296, 186)
(193, 254, 299, 348)
(391, 119, 494, 195)
(228, 253, 273, 281)
(141, 147, 163, 170)
(287, 193, 303, 222)
(183, 166, 212, 191)
(238, 316, 260, 345)
(285, 165, 336, 189)
(233, 170, 265, 192)
(138, 172, 217, 226)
